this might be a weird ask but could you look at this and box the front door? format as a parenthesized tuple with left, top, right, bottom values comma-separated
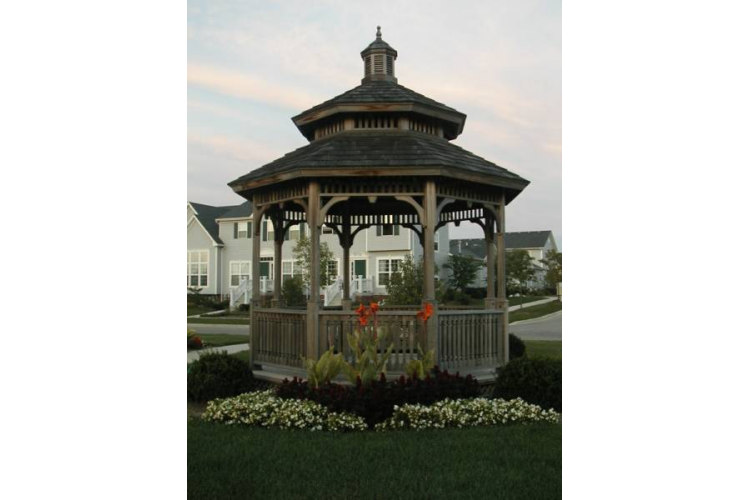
(259, 261, 272, 279)
(352, 259, 367, 278)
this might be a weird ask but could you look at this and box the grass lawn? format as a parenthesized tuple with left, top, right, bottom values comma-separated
(187, 305, 217, 317)
(508, 295, 547, 307)
(187, 419, 561, 500)
(509, 300, 561, 323)
(188, 317, 249, 325)
(525, 340, 562, 359)
(188, 334, 248, 351)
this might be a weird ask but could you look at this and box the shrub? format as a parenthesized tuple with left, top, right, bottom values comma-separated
(494, 358, 562, 412)
(375, 397, 560, 430)
(509, 334, 526, 359)
(187, 352, 255, 402)
(203, 390, 367, 431)
(188, 335, 203, 350)
(442, 288, 472, 305)
(276, 368, 480, 428)
(282, 275, 306, 306)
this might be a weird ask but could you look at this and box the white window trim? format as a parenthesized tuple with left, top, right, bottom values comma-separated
(187, 249, 210, 288)
(376, 256, 404, 288)
(326, 258, 340, 279)
(228, 260, 251, 288)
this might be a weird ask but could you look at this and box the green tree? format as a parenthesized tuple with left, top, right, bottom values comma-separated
(385, 254, 424, 305)
(442, 254, 483, 293)
(292, 233, 335, 289)
(506, 249, 536, 297)
(540, 249, 562, 292)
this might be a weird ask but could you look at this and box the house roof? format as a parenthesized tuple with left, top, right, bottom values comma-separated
(449, 231, 555, 260)
(216, 201, 252, 220)
(228, 130, 528, 199)
(505, 231, 553, 249)
(188, 202, 236, 245)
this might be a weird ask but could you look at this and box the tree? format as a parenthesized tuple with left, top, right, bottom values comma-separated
(442, 254, 483, 293)
(385, 254, 424, 305)
(292, 233, 336, 289)
(540, 249, 562, 292)
(506, 249, 536, 297)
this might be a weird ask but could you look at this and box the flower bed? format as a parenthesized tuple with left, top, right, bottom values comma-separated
(375, 397, 561, 431)
(203, 390, 368, 431)
(203, 390, 559, 432)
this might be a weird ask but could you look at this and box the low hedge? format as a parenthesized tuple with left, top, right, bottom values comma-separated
(509, 333, 526, 359)
(494, 358, 561, 412)
(188, 352, 255, 402)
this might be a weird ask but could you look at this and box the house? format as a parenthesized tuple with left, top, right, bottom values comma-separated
(187, 200, 451, 302)
(449, 230, 558, 289)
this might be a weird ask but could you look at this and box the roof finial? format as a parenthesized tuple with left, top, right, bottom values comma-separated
(376, 26, 382, 38)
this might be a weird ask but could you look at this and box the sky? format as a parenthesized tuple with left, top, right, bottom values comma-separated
(187, 0, 561, 248)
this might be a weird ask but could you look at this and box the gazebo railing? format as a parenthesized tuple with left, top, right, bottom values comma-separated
(252, 308, 505, 375)
(253, 308, 307, 368)
(437, 310, 504, 371)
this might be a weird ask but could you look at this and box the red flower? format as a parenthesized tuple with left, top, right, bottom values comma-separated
(358, 315, 369, 326)
(369, 302, 379, 314)
(416, 303, 434, 323)
(355, 303, 367, 317)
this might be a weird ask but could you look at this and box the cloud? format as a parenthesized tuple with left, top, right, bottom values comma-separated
(187, 133, 280, 164)
(187, 63, 324, 111)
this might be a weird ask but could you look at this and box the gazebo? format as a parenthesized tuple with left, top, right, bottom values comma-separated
(228, 28, 529, 382)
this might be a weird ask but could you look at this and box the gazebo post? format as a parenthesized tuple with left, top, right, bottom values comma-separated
(249, 202, 262, 367)
(496, 193, 509, 363)
(341, 213, 352, 311)
(485, 215, 497, 309)
(306, 181, 321, 360)
(272, 209, 283, 308)
(422, 180, 438, 353)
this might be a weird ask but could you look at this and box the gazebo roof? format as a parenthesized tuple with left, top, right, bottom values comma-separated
(292, 80, 466, 140)
(228, 130, 529, 200)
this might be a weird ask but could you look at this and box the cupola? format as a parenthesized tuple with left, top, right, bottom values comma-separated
(361, 26, 397, 83)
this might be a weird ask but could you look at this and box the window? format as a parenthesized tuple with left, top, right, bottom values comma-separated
(262, 220, 274, 242)
(288, 221, 306, 241)
(187, 250, 209, 287)
(326, 260, 339, 280)
(234, 221, 250, 239)
(229, 261, 250, 287)
(377, 224, 399, 236)
(377, 258, 402, 287)
(322, 226, 334, 235)
(434, 240, 439, 252)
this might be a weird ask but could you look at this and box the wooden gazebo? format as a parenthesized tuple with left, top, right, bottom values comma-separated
(228, 28, 529, 382)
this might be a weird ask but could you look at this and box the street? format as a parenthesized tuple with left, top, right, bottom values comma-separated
(508, 311, 562, 341)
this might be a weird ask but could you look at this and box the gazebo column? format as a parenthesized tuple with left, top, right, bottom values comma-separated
(496, 193, 509, 363)
(306, 181, 322, 360)
(484, 217, 497, 309)
(249, 202, 263, 367)
(341, 214, 352, 311)
(272, 210, 283, 308)
(422, 180, 438, 353)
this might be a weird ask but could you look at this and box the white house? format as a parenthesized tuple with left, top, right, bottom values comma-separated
(187, 201, 450, 303)
(449, 230, 558, 289)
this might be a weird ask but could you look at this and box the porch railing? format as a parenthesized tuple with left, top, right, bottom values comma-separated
(438, 310, 504, 371)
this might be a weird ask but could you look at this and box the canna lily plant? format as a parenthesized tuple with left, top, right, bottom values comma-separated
(302, 347, 344, 389)
(342, 302, 394, 386)
(405, 303, 436, 379)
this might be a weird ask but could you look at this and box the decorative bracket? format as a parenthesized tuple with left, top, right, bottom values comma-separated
(395, 195, 425, 224)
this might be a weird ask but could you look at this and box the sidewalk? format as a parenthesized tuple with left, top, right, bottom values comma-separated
(507, 297, 557, 312)
(187, 343, 249, 363)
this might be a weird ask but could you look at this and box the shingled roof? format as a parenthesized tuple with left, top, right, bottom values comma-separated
(188, 202, 236, 244)
(505, 231, 554, 249)
(293, 80, 462, 121)
(229, 130, 529, 198)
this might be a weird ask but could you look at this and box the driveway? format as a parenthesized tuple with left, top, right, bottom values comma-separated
(509, 311, 562, 341)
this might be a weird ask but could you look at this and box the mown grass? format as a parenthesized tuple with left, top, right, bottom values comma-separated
(509, 300, 562, 323)
(188, 305, 216, 317)
(187, 419, 561, 500)
(525, 340, 562, 359)
(188, 334, 248, 351)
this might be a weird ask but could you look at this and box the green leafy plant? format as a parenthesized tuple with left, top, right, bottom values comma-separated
(342, 303, 394, 386)
(282, 275, 306, 306)
(494, 358, 562, 412)
(509, 333, 526, 359)
(303, 348, 344, 388)
(404, 343, 435, 380)
(442, 253, 483, 293)
(187, 352, 255, 402)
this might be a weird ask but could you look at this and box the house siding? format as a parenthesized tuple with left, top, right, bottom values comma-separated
(187, 218, 219, 294)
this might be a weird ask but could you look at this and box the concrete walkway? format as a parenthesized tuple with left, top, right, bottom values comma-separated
(187, 343, 249, 363)
(507, 297, 557, 312)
